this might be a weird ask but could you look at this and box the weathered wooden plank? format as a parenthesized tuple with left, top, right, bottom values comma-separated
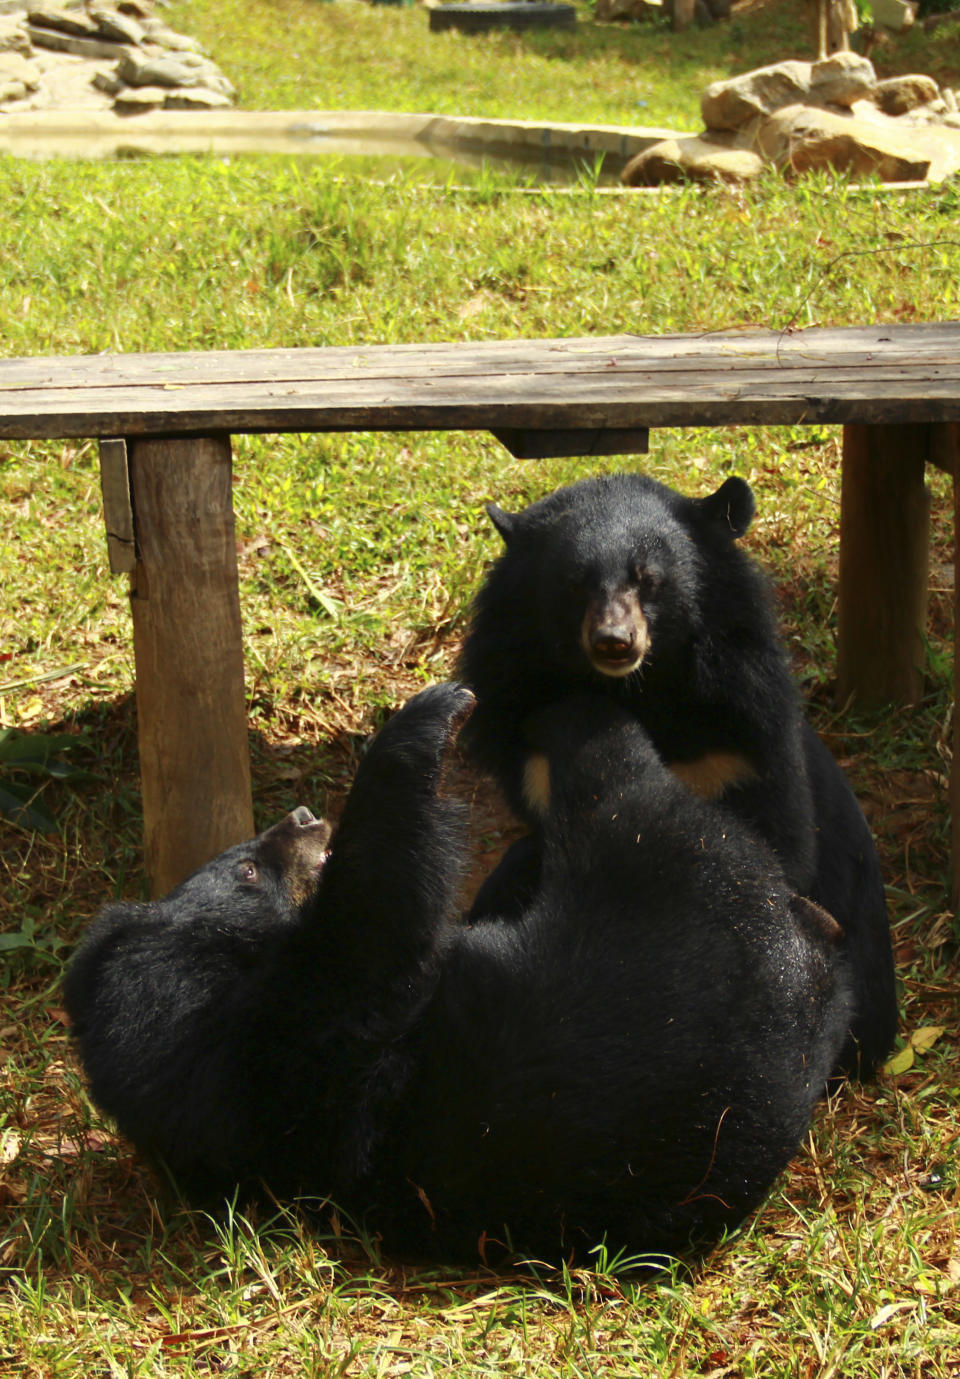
(1, 344, 959, 398)
(0, 376, 957, 439)
(128, 433, 254, 896)
(0, 336, 960, 438)
(4, 360, 960, 400)
(0, 324, 958, 402)
(0, 322, 958, 392)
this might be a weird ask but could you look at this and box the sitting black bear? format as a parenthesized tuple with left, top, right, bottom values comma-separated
(457, 473, 896, 1079)
(66, 684, 853, 1267)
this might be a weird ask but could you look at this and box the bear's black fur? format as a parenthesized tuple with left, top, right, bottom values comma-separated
(66, 683, 853, 1267)
(457, 473, 896, 1079)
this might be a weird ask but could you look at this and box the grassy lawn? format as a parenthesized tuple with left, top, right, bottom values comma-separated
(164, 0, 960, 129)
(3, 0, 960, 1373)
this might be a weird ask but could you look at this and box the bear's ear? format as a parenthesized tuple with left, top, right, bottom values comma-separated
(789, 894, 844, 945)
(486, 503, 518, 545)
(697, 476, 755, 539)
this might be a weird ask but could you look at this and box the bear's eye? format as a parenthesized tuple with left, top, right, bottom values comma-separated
(634, 565, 660, 597)
(237, 861, 260, 885)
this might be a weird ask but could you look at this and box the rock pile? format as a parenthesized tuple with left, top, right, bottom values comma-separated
(0, 1, 235, 112)
(622, 51, 960, 185)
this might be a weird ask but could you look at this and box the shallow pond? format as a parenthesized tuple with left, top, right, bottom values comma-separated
(0, 115, 637, 184)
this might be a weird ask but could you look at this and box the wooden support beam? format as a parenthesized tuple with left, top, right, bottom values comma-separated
(837, 423, 931, 708)
(946, 426, 960, 913)
(672, 0, 695, 30)
(97, 438, 136, 574)
(127, 434, 254, 897)
(491, 427, 649, 460)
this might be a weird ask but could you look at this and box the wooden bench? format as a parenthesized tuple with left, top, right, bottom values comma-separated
(3, 323, 958, 897)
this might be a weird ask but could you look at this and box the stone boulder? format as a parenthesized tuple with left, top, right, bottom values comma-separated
(753, 101, 960, 181)
(163, 86, 232, 110)
(870, 73, 940, 116)
(116, 48, 235, 98)
(701, 53, 876, 130)
(26, 5, 100, 38)
(140, 18, 202, 53)
(0, 13, 32, 54)
(809, 51, 879, 107)
(0, 0, 236, 112)
(0, 47, 38, 100)
(626, 54, 960, 189)
(87, 6, 145, 45)
(622, 134, 765, 185)
(701, 59, 811, 130)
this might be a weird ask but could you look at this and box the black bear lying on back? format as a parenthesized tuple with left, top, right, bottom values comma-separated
(457, 473, 897, 1079)
(66, 684, 853, 1267)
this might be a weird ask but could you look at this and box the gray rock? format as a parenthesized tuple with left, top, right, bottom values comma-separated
(809, 51, 877, 108)
(27, 5, 100, 37)
(0, 75, 28, 100)
(0, 50, 40, 89)
(0, 1, 235, 111)
(113, 82, 167, 112)
(117, 48, 234, 97)
(871, 74, 940, 116)
(163, 86, 233, 110)
(0, 15, 33, 56)
(754, 103, 939, 181)
(141, 18, 202, 53)
(622, 134, 765, 185)
(89, 7, 146, 45)
(702, 54, 879, 133)
(156, 49, 213, 71)
(702, 61, 813, 130)
(26, 24, 133, 57)
(92, 66, 126, 95)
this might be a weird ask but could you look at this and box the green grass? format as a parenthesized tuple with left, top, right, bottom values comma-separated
(163, 0, 757, 130)
(3, 0, 960, 1373)
(161, 0, 960, 128)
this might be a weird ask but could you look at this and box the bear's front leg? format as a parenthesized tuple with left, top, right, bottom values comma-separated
(309, 684, 475, 986)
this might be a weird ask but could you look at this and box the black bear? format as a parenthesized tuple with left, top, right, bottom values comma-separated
(457, 473, 896, 1079)
(66, 684, 853, 1268)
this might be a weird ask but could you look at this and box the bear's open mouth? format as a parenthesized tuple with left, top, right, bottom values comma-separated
(286, 807, 333, 901)
(589, 647, 645, 678)
(581, 604, 650, 679)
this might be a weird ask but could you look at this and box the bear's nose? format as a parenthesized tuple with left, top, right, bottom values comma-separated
(592, 630, 635, 660)
(291, 806, 316, 827)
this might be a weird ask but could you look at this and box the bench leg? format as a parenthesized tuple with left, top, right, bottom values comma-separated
(127, 434, 254, 896)
(949, 428, 960, 913)
(837, 423, 931, 709)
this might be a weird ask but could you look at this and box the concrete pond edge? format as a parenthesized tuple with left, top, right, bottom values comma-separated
(0, 106, 687, 171)
(0, 106, 939, 192)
